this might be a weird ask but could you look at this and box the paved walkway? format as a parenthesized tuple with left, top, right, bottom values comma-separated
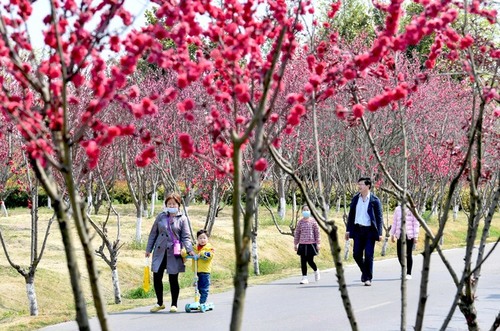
(41, 244, 500, 330)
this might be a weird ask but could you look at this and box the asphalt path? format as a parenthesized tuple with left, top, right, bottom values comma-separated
(41, 244, 499, 331)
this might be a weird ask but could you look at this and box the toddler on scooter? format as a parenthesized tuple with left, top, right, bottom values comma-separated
(192, 229, 215, 304)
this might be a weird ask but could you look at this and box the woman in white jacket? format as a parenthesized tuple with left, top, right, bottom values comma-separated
(390, 205, 419, 280)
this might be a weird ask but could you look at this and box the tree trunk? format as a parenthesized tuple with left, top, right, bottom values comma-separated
(55, 211, 90, 330)
(252, 197, 260, 276)
(93, 189, 104, 215)
(0, 201, 7, 217)
(230, 145, 246, 331)
(251, 234, 260, 276)
(430, 195, 438, 217)
(111, 268, 122, 304)
(231, 259, 249, 331)
(343, 240, 351, 261)
(343, 191, 350, 261)
(419, 190, 428, 215)
(183, 204, 195, 242)
(150, 190, 156, 218)
(26, 276, 38, 316)
(73, 205, 109, 331)
(458, 279, 479, 331)
(380, 195, 390, 257)
(205, 182, 219, 236)
(135, 201, 142, 243)
(327, 227, 359, 330)
(452, 203, 459, 221)
(86, 175, 93, 216)
(415, 235, 431, 330)
(205, 199, 217, 235)
(277, 169, 286, 219)
(380, 235, 389, 256)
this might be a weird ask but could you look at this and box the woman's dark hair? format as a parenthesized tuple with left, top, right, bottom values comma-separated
(197, 229, 209, 238)
(164, 192, 182, 207)
(358, 177, 372, 189)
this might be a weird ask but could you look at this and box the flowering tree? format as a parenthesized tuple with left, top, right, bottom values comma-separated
(88, 160, 126, 305)
(0, 125, 27, 216)
(137, 1, 325, 328)
(0, 140, 56, 316)
(0, 0, 144, 329)
(87, 147, 120, 215)
(0, 131, 14, 216)
(317, 2, 500, 329)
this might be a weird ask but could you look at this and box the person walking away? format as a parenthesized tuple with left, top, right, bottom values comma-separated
(145, 192, 194, 313)
(345, 177, 383, 286)
(390, 204, 419, 280)
(192, 229, 215, 305)
(294, 205, 321, 284)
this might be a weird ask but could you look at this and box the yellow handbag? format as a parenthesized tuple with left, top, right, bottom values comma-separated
(143, 258, 150, 292)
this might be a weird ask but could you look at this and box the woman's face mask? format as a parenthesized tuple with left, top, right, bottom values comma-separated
(167, 207, 178, 214)
(302, 210, 311, 218)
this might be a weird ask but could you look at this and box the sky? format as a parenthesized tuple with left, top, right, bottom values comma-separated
(24, 0, 155, 51)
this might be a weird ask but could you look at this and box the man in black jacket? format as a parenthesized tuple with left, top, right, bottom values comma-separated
(345, 177, 383, 286)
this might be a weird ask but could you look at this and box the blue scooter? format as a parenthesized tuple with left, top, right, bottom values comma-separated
(185, 255, 215, 313)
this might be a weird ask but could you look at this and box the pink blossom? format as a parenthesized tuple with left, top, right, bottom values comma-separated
(236, 116, 246, 124)
(109, 35, 120, 52)
(135, 146, 156, 167)
(184, 112, 195, 121)
(128, 85, 140, 99)
(177, 73, 188, 88)
(367, 96, 382, 112)
(81, 140, 100, 169)
(272, 138, 282, 148)
(304, 83, 314, 93)
(254, 158, 268, 172)
(184, 98, 195, 111)
(352, 104, 365, 118)
(141, 131, 151, 144)
(459, 35, 474, 49)
(144, 98, 158, 115)
(163, 87, 178, 103)
(71, 45, 87, 64)
(119, 125, 135, 135)
(286, 93, 299, 104)
(178, 133, 194, 158)
(344, 67, 357, 80)
(309, 74, 321, 88)
(287, 113, 300, 126)
(72, 73, 85, 88)
(336, 104, 347, 119)
(234, 83, 250, 103)
(293, 104, 306, 116)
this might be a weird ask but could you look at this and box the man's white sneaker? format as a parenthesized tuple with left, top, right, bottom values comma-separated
(314, 270, 321, 282)
(364, 280, 372, 286)
(300, 276, 309, 284)
(406, 275, 412, 280)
